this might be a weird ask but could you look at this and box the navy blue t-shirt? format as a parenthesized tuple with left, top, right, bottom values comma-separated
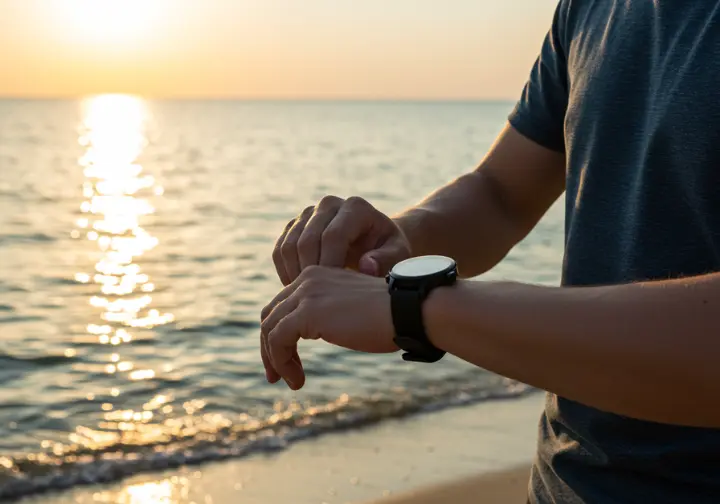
(508, 2, 720, 503)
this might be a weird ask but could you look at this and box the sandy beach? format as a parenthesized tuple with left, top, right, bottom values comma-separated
(369, 467, 531, 504)
(22, 392, 543, 504)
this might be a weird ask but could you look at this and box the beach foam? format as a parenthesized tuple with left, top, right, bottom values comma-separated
(21, 392, 544, 504)
(1, 377, 535, 500)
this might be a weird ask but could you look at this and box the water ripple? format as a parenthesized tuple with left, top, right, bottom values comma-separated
(0, 353, 75, 368)
(175, 319, 259, 333)
(0, 377, 536, 501)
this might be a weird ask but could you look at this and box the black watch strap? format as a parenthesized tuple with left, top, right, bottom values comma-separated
(390, 288, 446, 363)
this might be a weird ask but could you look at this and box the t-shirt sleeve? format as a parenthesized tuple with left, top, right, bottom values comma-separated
(508, 1, 569, 153)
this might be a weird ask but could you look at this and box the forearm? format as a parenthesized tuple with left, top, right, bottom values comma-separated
(393, 171, 529, 278)
(392, 124, 565, 278)
(425, 274, 720, 427)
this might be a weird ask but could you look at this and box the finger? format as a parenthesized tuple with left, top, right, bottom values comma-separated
(358, 234, 409, 276)
(298, 205, 341, 271)
(267, 312, 306, 390)
(260, 276, 303, 324)
(291, 348, 304, 381)
(281, 207, 314, 283)
(346, 230, 384, 273)
(261, 294, 299, 340)
(320, 197, 374, 268)
(260, 281, 303, 384)
(261, 331, 281, 383)
(273, 219, 295, 285)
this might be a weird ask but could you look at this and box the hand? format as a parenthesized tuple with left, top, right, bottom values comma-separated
(260, 266, 399, 389)
(273, 196, 411, 285)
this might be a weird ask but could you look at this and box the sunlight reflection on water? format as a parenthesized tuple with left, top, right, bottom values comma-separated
(70, 94, 177, 451)
(92, 477, 187, 504)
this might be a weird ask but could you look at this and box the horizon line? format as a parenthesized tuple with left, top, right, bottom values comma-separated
(0, 94, 517, 103)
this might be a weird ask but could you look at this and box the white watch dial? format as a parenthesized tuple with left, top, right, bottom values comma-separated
(391, 255, 455, 278)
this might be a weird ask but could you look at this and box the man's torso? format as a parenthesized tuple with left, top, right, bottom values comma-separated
(529, 1, 720, 502)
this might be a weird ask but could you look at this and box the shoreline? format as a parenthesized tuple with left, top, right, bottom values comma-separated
(22, 391, 544, 504)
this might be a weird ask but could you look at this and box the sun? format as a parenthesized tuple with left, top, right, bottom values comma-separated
(54, 0, 165, 47)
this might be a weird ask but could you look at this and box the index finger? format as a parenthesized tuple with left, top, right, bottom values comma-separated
(319, 198, 373, 268)
(260, 276, 302, 323)
(267, 311, 306, 390)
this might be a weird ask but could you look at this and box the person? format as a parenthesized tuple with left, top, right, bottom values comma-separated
(259, 1, 720, 502)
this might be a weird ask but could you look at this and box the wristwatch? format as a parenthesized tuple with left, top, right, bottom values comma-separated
(386, 255, 458, 363)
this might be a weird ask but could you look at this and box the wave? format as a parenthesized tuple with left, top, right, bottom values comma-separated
(0, 233, 56, 246)
(0, 353, 79, 387)
(0, 376, 536, 501)
(175, 319, 259, 333)
(0, 282, 27, 294)
(0, 353, 75, 368)
(0, 315, 44, 325)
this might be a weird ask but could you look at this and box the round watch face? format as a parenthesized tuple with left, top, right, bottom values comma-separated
(391, 255, 455, 278)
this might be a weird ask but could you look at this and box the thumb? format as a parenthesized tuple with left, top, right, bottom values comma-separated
(359, 240, 408, 277)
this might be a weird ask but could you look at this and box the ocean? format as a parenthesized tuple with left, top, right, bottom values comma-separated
(0, 96, 564, 500)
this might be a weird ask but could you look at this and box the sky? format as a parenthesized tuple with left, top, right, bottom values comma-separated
(0, 0, 558, 99)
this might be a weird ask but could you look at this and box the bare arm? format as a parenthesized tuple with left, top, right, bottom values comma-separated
(395, 123, 566, 277)
(425, 274, 720, 427)
(272, 123, 565, 284)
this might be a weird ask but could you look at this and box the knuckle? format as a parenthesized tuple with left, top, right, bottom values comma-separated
(318, 195, 343, 209)
(305, 264, 321, 275)
(265, 330, 277, 348)
(300, 205, 315, 217)
(344, 196, 369, 210)
(267, 319, 285, 342)
(282, 218, 295, 232)
(300, 264, 321, 280)
(298, 281, 317, 300)
(265, 319, 276, 337)
(260, 305, 271, 321)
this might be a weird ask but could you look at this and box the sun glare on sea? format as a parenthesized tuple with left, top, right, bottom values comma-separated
(91, 477, 188, 503)
(53, 0, 167, 46)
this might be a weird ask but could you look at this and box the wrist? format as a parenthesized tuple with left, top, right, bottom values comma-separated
(423, 278, 468, 351)
(386, 255, 457, 362)
(424, 279, 500, 352)
(424, 279, 547, 354)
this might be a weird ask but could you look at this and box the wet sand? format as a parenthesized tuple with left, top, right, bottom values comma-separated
(23, 392, 544, 504)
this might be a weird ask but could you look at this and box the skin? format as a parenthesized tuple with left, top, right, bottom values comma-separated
(260, 123, 720, 428)
(262, 124, 561, 384)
